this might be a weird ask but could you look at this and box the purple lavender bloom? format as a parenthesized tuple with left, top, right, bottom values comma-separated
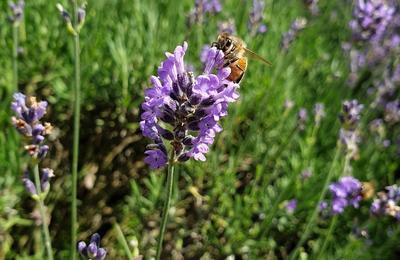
(78, 233, 107, 260)
(286, 199, 297, 213)
(384, 100, 400, 124)
(22, 168, 54, 196)
(304, 0, 319, 15)
(280, 18, 307, 51)
(11, 93, 53, 160)
(328, 176, 362, 214)
(301, 168, 312, 180)
(218, 19, 236, 35)
(349, 0, 395, 43)
(140, 42, 240, 169)
(371, 185, 400, 220)
(188, 0, 222, 26)
(297, 107, 308, 130)
(340, 100, 364, 130)
(8, 0, 25, 25)
(248, 0, 268, 36)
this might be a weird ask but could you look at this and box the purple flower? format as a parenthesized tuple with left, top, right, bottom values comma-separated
(350, 0, 396, 43)
(140, 42, 240, 169)
(371, 185, 400, 220)
(340, 100, 364, 130)
(328, 176, 362, 214)
(304, 0, 319, 15)
(297, 107, 308, 130)
(187, 0, 222, 26)
(11, 93, 53, 160)
(248, 0, 268, 36)
(8, 0, 25, 25)
(286, 199, 297, 213)
(384, 100, 400, 124)
(218, 19, 236, 35)
(301, 168, 312, 180)
(78, 233, 107, 260)
(280, 17, 307, 51)
(22, 168, 54, 196)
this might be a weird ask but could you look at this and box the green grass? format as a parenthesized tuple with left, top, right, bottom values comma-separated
(0, 0, 399, 259)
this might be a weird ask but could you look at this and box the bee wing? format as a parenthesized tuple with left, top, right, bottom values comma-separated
(243, 47, 272, 66)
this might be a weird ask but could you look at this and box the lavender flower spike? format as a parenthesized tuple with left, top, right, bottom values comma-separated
(187, 0, 222, 26)
(140, 42, 240, 169)
(286, 199, 297, 213)
(371, 185, 400, 220)
(280, 17, 307, 51)
(11, 93, 53, 160)
(78, 233, 107, 260)
(248, 0, 268, 35)
(8, 0, 25, 26)
(328, 176, 362, 214)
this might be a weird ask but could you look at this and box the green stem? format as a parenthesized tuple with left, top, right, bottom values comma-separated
(33, 164, 54, 260)
(12, 25, 19, 91)
(289, 147, 340, 260)
(114, 222, 134, 260)
(155, 155, 175, 260)
(317, 215, 338, 257)
(71, 1, 81, 259)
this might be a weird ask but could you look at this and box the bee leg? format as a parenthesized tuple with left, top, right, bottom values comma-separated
(223, 56, 238, 67)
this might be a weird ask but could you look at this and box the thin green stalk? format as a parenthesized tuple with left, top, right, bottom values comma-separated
(12, 25, 19, 91)
(317, 215, 338, 257)
(155, 154, 176, 260)
(71, 1, 81, 259)
(289, 147, 340, 260)
(33, 164, 54, 260)
(114, 222, 134, 260)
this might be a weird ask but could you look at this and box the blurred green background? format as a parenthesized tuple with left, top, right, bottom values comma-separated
(1, 0, 399, 259)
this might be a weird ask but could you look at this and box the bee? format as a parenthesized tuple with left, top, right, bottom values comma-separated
(212, 32, 272, 83)
(361, 181, 375, 200)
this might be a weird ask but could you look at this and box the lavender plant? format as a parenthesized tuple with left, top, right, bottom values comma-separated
(371, 184, 400, 220)
(248, 0, 268, 36)
(57, 3, 86, 259)
(140, 42, 239, 259)
(280, 17, 307, 52)
(78, 233, 107, 260)
(187, 0, 222, 26)
(11, 93, 54, 259)
(218, 19, 236, 35)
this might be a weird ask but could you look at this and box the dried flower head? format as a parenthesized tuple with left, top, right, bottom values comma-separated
(140, 42, 240, 169)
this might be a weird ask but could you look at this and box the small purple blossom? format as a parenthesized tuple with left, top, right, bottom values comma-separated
(22, 168, 55, 196)
(187, 0, 222, 26)
(248, 0, 268, 36)
(340, 100, 364, 130)
(297, 107, 308, 130)
(8, 0, 25, 25)
(328, 176, 362, 214)
(301, 168, 312, 180)
(11, 93, 53, 160)
(280, 17, 307, 51)
(304, 0, 319, 15)
(140, 42, 240, 169)
(285, 199, 297, 213)
(78, 233, 107, 260)
(384, 100, 400, 124)
(218, 19, 236, 35)
(349, 0, 396, 43)
(371, 185, 400, 220)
